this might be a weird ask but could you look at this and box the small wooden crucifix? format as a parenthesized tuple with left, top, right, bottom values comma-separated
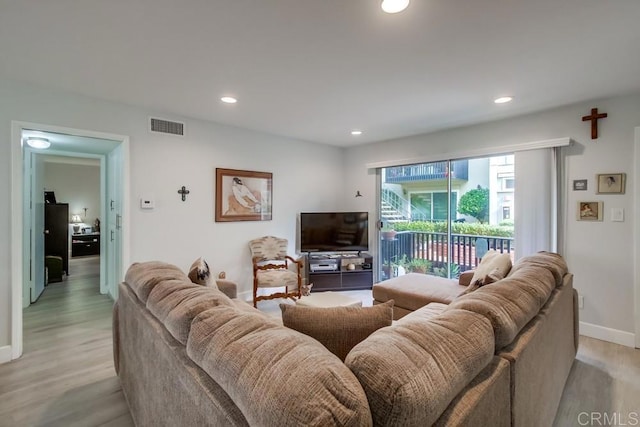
(177, 186, 190, 201)
(582, 108, 608, 139)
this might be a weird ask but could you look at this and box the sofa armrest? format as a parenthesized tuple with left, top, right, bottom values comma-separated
(458, 270, 475, 287)
(215, 279, 237, 299)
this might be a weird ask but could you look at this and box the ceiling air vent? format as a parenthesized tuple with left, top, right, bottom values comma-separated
(149, 117, 185, 136)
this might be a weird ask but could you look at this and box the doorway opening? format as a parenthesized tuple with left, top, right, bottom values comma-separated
(11, 121, 130, 360)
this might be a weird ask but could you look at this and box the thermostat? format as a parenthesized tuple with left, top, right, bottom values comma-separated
(140, 196, 155, 209)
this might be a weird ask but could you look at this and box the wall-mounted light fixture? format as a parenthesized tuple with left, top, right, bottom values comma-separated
(26, 137, 51, 149)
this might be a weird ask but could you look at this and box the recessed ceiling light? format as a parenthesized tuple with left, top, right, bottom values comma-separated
(351, 130, 363, 136)
(26, 137, 51, 149)
(221, 96, 237, 104)
(494, 96, 513, 104)
(381, 0, 410, 13)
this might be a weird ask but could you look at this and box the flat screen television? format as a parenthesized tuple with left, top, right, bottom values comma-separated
(300, 212, 369, 253)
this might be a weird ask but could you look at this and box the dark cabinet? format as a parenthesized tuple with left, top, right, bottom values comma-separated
(44, 203, 69, 275)
(72, 233, 100, 257)
(307, 254, 373, 292)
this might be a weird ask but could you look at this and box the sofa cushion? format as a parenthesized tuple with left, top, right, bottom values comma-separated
(470, 250, 512, 287)
(447, 264, 557, 349)
(187, 305, 373, 427)
(508, 251, 568, 287)
(279, 300, 394, 361)
(146, 280, 235, 344)
(345, 308, 494, 427)
(373, 273, 467, 311)
(395, 302, 449, 324)
(124, 261, 189, 303)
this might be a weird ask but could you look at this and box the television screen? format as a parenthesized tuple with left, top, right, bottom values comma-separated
(300, 212, 369, 252)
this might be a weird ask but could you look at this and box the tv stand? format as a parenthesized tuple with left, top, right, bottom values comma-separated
(306, 253, 373, 292)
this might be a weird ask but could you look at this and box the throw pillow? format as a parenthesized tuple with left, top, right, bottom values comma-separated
(460, 267, 505, 295)
(469, 250, 512, 287)
(280, 300, 394, 361)
(188, 257, 218, 289)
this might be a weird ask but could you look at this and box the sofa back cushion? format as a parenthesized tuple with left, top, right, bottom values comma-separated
(448, 252, 565, 349)
(280, 300, 394, 361)
(187, 305, 372, 427)
(507, 251, 568, 286)
(345, 308, 494, 427)
(124, 261, 189, 303)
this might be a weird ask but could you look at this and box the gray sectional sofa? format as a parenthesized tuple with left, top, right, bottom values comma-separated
(113, 252, 577, 426)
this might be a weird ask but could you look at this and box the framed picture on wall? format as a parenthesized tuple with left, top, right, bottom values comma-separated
(596, 173, 625, 194)
(215, 168, 273, 222)
(577, 201, 603, 221)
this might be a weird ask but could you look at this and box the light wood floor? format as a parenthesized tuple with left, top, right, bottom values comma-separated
(1, 259, 638, 426)
(0, 257, 134, 426)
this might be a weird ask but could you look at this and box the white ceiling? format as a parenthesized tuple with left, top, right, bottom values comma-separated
(2, 0, 639, 147)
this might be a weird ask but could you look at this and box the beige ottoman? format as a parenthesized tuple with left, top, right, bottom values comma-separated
(296, 291, 362, 308)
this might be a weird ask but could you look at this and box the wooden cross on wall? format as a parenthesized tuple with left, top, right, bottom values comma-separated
(178, 186, 190, 201)
(582, 108, 608, 139)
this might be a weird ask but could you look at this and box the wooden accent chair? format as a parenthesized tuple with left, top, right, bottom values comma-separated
(249, 236, 302, 307)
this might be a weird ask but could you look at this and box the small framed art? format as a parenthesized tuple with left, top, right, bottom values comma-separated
(577, 201, 603, 221)
(573, 180, 588, 191)
(215, 168, 273, 222)
(596, 173, 625, 194)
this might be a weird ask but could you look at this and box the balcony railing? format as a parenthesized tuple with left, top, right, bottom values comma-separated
(380, 230, 514, 279)
(385, 160, 469, 183)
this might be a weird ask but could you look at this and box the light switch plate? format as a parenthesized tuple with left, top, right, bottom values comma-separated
(611, 208, 624, 222)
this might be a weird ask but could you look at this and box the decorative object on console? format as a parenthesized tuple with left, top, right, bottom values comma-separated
(577, 201, 603, 221)
(216, 168, 272, 222)
(71, 214, 82, 233)
(596, 173, 625, 194)
(581, 107, 608, 139)
(280, 300, 394, 361)
(249, 236, 302, 307)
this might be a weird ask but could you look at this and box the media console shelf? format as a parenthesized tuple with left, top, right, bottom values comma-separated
(306, 253, 373, 292)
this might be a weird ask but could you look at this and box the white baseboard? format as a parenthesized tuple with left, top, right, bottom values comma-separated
(580, 321, 636, 348)
(237, 290, 252, 302)
(0, 345, 13, 364)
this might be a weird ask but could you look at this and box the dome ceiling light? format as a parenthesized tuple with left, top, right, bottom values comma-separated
(381, 0, 410, 14)
(26, 137, 51, 149)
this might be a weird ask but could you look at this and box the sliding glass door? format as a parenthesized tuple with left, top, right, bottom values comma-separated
(378, 155, 515, 280)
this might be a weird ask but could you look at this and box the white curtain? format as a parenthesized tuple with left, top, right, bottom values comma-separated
(514, 148, 561, 259)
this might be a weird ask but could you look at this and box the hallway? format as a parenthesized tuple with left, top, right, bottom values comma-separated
(0, 257, 133, 426)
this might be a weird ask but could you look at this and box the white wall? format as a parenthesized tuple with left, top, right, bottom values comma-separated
(43, 160, 101, 230)
(343, 93, 640, 343)
(0, 78, 344, 350)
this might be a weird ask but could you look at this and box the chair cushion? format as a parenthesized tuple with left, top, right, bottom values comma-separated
(256, 269, 298, 287)
(249, 236, 288, 261)
(280, 300, 394, 361)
